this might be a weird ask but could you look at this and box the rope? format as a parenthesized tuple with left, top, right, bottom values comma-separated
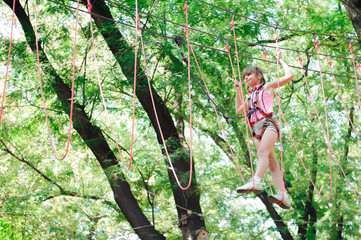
(326, 59, 361, 146)
(294, 54, 360, 202)
(128, 0, 140, 170)
(34, 0, 79, 161)
(0, 0, 16, 127)
(176, 46, 251, 122)
(85, 0, 130, 169)
(348, 41, 361, 113)
(230, 16, 255, 187)
(46, 0, 360, 81)
(261, 43, 286, 205)
(103, 0, 356, 62)
(189, 44, 246, 183)
(183, 1, 194, 190)
(136, 14, 193, 190)
(313, 37, 333, 201)
(195, 0, 359, 41)
(274, 29, 286, 206)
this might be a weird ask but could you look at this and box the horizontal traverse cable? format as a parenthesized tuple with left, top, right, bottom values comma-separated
(103, 0, 356, 62)
(196, 0, 359, 41)
(47, 0, 359, 81)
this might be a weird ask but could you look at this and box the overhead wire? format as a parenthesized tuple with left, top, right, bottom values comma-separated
(3, 0, 360, 233)
(47, 0, 359, 81)
(43, 0, 358, 201)
(195, 0, 359, 41)
(103, 0, 357, 62)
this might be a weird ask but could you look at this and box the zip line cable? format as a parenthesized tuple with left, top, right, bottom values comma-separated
(7, 0, 358, 198)
(195, 0, 359, 41)
(103, 0, 356, 62)
(46, 0, 359, 81)
(44, 0, 359, 81)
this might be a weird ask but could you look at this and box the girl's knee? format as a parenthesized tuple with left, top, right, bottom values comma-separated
(257, 149, 270, 159)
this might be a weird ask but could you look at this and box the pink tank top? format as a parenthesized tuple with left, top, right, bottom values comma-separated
(248, 84, 274, 123)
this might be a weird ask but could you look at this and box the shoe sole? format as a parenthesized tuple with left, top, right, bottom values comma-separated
(236, 188, 264, 194)
(267, 195, 291, 209)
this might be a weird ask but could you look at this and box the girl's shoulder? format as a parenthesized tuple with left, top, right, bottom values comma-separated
(263, 82, 274, 95)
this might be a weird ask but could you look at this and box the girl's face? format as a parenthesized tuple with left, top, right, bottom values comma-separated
(243, 72, 262, 88)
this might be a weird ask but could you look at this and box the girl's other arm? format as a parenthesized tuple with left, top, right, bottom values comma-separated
(266, 49, 295, 91)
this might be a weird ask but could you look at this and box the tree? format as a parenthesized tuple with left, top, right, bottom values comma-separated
(1, 0, 360, 239)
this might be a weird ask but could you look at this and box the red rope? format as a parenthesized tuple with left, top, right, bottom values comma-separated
(326, 59, 361, 200)
(183, 1, 195, 190)
(85, 0, 131, 169)
(0, 0, 16, 127)
(327, 59, 361, 146)
(348, 42, 361, 113)
(314, 38, 333, 201)
(34, 0, 79, 161)
(280, 55, 360, 202)
(230, 17, 255, 188)
(293, 54, 338, 202)
(138, 27, 193, 190)
(262, 44, 285, 205)
(190, 44, 245, 183)
(274, 29, 286, 206)
(127, 0, 140, 169)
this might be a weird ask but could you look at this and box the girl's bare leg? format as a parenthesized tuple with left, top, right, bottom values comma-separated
(254, 130, 278, 181)
(268, 150, 283, 193)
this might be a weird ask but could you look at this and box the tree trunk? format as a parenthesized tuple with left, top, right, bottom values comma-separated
(298, 138, 318, 240)
(343, 0, 361, 41)
(257, 192, 294, 240)
(3, 0, 165, 239)
(330, 106, 354, 239)
(6, 0, 206, 238)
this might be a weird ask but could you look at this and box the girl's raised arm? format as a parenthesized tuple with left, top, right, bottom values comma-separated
(265, 49, 295, 91)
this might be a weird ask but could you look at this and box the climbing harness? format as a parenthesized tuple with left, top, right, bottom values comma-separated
(246, 84, 279, 141)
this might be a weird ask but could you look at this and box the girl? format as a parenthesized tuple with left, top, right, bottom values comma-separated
(234, 49, 294, 209)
